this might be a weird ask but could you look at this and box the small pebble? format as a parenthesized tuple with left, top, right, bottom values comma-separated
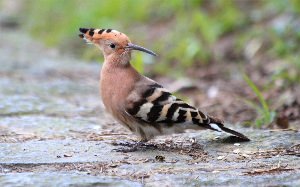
(233, 149, 240, 154)
(3, 169, 11, 172)
(189, 138, 196, 143)
(242, 154, 250, 158)
(63, 153, 72, 157)
(109, 164, 118, 168)
(155, 155, 165, 162)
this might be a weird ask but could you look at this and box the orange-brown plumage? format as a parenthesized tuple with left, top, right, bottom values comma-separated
(79, 28, 250, 142)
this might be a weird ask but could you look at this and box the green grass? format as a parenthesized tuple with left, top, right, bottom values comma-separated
(20, 0, 249, 75)
(19, 0, 299, 79)
(243, 74, 276, 128)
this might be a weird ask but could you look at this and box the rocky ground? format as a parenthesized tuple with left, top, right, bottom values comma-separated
(0, 28, 299, 187)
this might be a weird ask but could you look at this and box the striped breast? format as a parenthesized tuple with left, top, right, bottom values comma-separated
(125, 83, 210, 126)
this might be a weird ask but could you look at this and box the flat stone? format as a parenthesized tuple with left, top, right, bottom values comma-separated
(145, 171, 300, 186)
(0, 116, 109, 141)
(0, 172, 142, 187)
(0, 139, 191, 164)
(0, 140, 122, 164)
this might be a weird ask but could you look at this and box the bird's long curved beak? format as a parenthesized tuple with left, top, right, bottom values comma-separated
(126, 43, 157, 56)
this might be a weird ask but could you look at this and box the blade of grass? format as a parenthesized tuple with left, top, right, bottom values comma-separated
(243, 73, 271, 120)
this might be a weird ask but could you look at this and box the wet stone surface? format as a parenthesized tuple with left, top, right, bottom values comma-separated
(0, 30, 299, 186)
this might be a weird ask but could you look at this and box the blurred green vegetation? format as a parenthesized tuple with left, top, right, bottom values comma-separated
(20, 0, 248, 73)
(243, 73, 276, 128)
(20, 0, 300, 77)
(15, 0, 300, 127)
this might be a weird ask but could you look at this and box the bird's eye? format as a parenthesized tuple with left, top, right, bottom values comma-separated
(110, 43, 116, 49)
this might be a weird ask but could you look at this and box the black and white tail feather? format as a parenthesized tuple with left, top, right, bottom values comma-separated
(208, 118, 250, 141)
(125, 82, 250, 141)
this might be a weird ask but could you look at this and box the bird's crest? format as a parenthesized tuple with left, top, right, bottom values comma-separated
(79, 28, 130, 46)
(79, 28, 157, 56)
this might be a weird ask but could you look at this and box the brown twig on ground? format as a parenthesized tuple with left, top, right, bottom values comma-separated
(243, 162, 296, 176)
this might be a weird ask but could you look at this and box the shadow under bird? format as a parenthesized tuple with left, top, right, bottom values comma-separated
(78, 28, 250, 146)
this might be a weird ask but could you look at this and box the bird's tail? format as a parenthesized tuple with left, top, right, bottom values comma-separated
(207, 116, 250, 141)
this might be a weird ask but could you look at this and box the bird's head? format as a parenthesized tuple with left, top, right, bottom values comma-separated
(79, 28, 157, 64)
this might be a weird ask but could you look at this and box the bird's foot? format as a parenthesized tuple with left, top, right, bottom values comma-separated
(111, 140, 157, 152)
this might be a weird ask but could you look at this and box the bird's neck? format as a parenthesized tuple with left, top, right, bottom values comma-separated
(104, 53, 131, 67)
(101, 59, 140, 81)
(100, 59, 141, 115)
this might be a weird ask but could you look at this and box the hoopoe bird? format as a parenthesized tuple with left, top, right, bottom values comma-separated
(79, 28, 250, 143)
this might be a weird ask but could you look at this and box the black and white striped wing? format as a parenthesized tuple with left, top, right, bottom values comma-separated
(125, 83, 210, 126)
(125, 83, 250, 141)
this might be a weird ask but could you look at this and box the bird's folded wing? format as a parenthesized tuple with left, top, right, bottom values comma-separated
(124, 81, 250, 141)
(125, 83, 210, 125)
